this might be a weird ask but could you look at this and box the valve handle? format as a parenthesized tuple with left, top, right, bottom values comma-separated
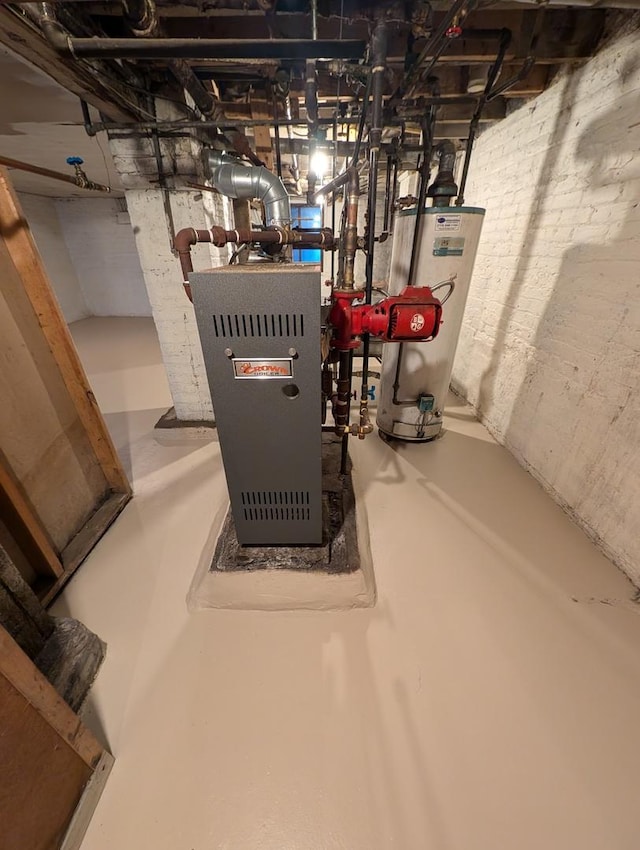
(66, 156, 84, 166)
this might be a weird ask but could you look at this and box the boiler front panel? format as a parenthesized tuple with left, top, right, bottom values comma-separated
(191, 265, 322, 545)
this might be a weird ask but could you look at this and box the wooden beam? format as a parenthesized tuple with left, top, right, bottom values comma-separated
(0, 457, 63, 580)
(0, 169, 131, 497)
(250, 98, 274, 171)
(38, 492, 130, 606)
(0, 6, 140, 123)
(165, 8, 604, 65)
(0, 625, 105, 770)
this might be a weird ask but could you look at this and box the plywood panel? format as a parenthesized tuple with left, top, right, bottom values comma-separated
(0, 170, 130, 496)
(0, 674, 92, 850)
(0, 236, 109, 550)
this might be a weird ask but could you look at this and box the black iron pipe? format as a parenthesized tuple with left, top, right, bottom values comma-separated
(427, 139, 458, 206)
(128, 0, 215, 116)
(393, 111, 436, 407)
(350, 72, 372, 169)
(359, 16, 387, 438)
(407, 117, 433, 290)
(80, 99, 95, 136)
(456, 28, 511, 206)
(390, 153, 398, 234)
(306, 58, 319, 139)
(331, 113, 337, 283)
(382, 153, 393, 234)
(273, 109, 283, 180)
(487, 56, 535, 101)
(337, 350, 354, 473)
(46, 34, 366, 60)
(399, 0, 471, 100)
(334, 350, 352, 434)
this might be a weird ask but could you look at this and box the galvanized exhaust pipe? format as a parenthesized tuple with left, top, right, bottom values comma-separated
(206, 151, 291, 228)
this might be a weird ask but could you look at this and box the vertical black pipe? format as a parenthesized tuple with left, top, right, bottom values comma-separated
(338, 350, 353, 474)
(272, 97, 283, 180)
(350, 73, 372, 170)
(457, 28, 511, 206)
(393, 112, 435, 404)
(80, 99, 96, 136)
(382, 153, 392, 234)
(360, 16, 388, 428)
(407, 116, 433, 288)
(331, 114, 337, 283)
(390, 154, 398, 235)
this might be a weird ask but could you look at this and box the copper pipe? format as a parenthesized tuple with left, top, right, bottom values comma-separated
(316, 165, 360, 290)
(207, 226, 335, 249)
(0, 154, 110, 192)
(173, 225, 336, 300)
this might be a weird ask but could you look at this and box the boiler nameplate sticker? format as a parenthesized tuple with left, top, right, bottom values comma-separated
(433, 237, 465, 257)
(434, 214, 461, 232)
(232, 358, 293, 379)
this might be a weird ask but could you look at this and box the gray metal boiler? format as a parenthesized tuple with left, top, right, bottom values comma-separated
(190, 264, 322, 546)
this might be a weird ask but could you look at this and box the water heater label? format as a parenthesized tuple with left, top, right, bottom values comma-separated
(433, 237, 465, 257)
(434, 214, 461, 232)
(232, 358, 293, 379)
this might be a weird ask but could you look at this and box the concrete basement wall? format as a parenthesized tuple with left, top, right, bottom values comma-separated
(17, 193, 89, 323)
(55, 197, 151, 317)
(451, 17, 640, 585)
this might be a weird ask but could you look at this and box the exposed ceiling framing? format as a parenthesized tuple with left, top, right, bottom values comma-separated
(0, 0, 622, 194)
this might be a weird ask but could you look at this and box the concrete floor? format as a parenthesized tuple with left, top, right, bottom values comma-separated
(60, 317, 640, 850)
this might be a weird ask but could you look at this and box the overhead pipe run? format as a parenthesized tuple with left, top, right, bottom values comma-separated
(176, 147, 335, 302)
(29, 4, 365, 63)
(398, 0, 477, 102)
(456, 27, 513, 206)
(121, 0, 216, 121)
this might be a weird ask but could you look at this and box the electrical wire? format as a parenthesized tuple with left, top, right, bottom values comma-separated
(430, 277, 456, 304)
(115, 77, 201, 119)
(94, 131, 113, 192)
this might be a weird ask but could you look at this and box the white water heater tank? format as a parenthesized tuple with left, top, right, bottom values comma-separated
(377, 206, 485, 441)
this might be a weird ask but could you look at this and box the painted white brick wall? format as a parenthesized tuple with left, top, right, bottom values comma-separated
(451, 19, 640, 584)
(123, 187, 231, 421)
(110, 104, 231, 421)
(55, 197, 151, 317)
(18, 192, 89, 323)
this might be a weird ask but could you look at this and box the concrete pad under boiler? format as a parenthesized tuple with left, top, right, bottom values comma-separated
(187, 442, 375, 611)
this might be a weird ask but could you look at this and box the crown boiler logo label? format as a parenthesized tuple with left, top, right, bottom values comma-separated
(233, 358, 293, 379)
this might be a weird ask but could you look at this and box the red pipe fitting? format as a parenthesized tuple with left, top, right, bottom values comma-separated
(328, 290, 361, 351)
(330, 285, 443, 350)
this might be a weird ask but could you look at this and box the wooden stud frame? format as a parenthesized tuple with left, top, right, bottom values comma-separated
(0, 168, 132, 602)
